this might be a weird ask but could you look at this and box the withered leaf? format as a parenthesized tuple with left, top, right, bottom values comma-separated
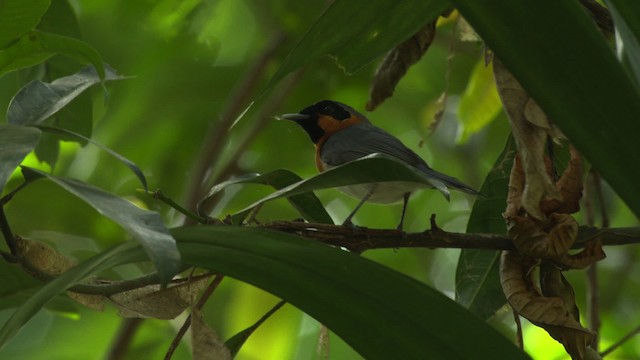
(504, 155, 525, 219)
(367, 21, 436, 111)
(16, 237, 104, 310)
(500, 251, 595, 360)
(191, 308, 232, 360)
(540, 146, 584, 215)
(110, 277, 208, 319)
(494, 57, 561, 219)
(507, 214, 578, 259)
(554, 239, 606, 270)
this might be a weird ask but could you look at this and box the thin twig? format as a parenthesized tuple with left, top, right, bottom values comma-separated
(105, 318, 144, 360)
(584, 171, 600, 349)
(0, 206, 17, 256)
(145, 189, 207, 224)
(513, 311, 523, 350)
(164, 274, 225, 360)
(600, 324, 640, 357)
(184, 32, 287, 215)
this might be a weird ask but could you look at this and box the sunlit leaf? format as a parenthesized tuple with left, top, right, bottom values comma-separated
(456, 59, 502, 143)
(0, 124, 41, 192)
(266, 0, 449, 91)
(455, 137, 515, 319)
(7, 64, 121, 126)
(200, 170, 332, 224)
(0, 31, 104, 79)
(606, 0, 640, 85)
(451, 0, 640, 217)
(20, 167, 180, 284)
(0, 0, 50, 49)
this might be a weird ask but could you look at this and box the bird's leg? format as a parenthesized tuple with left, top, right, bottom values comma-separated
(342, 185, 376, 227)
(397, 192, 411, 231)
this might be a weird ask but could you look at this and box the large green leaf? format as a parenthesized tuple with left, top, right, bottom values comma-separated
(451, 0, 640, 217)
(266, 0, 449, 89)
(20, 167, 180, 284)
(455, 137, 515, 319)
(606, 0, 640, 84)
(0, 124, 41, 193)
(174, 226, 528, 360)
(200, 170, 332, 224)
(231, 154, 454, 222)
(0, 0, 50, 49)
(0, 31, 104, 79)
(7, 64, 121, 126)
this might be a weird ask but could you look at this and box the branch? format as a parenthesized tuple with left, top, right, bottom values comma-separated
(261, 220, 640, 253)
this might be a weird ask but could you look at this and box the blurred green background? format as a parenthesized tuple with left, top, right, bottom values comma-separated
(1, 0, 638, 359)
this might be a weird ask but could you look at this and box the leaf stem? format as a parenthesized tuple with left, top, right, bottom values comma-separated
(146, 189, 207, 224)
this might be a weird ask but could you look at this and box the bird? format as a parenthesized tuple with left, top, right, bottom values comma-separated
(279, 100, 479, 230)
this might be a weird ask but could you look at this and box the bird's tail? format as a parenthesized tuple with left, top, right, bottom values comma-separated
(419, 165, 480, 195)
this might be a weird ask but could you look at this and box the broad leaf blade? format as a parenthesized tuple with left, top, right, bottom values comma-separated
(266, 0, 449, 90)
(20, 167, 180, 283)
(173, 226, 528, 360)
(452, 0, 640, 217)
(455, 137, 515, 319)
(0, 0, 50, 49)
(231, 155, 452, 222)
(0, 124, 41, 192)
(7, 64, 122, 125)
(0, 31, 105, 79)
(606, 0, 640, 85)
(200, 170, 332, 224)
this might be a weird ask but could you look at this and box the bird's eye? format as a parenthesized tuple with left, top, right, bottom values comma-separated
(321, 105, 333, 114)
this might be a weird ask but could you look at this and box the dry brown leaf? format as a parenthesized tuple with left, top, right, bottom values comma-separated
(554, 240, 606, 270)
(110, 277, 208, 319)
(191, 308, 232, 360)
(508, 214, 578, 259)
(366, 21, 436, 111)
(16, 237, 104, 311)
(504, 155, 525, 219)
(500, 251, 595, 360)
(494, 57, 562, 219)
(541, 146, 584, 215)
(540, 261, 580, 321)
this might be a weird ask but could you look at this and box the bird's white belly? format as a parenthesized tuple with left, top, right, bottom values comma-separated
(337, 181, 429, 204)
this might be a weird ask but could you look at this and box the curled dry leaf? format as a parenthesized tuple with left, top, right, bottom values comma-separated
(366, 21, 436, 111)
(540, 146, 584, 215)
(16, 237, 104, 311)
(494, 57, 562, 219)
(110, 276, 209, 319)
(508, 214, 578, 259)
(501, 251, 594, 359)
(504, 155, 525, 219)
(554, 239, 606, 270)
(191, 308, 232, 360)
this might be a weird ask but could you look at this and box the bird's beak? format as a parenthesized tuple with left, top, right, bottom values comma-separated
(278, 113, 310, 122)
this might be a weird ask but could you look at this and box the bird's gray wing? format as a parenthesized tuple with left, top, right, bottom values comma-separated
(320, 124, 479, 195)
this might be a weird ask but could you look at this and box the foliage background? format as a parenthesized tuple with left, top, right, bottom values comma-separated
(0, 0, 638, 359)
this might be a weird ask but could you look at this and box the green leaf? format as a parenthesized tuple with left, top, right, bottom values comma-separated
(606, 0, 640, 85)
(0, 241, 145, 347)
(266, 0, 449, 90)
(0, 124, 41, 193)
(35, 125, 148, 191)
(0, 0, 51, 49)
(451, 0, 640, 217)
(7, 64, 122, 126)
(455, 137, 515, 319)
(456, 59, 502, 143)
(200, 170, 333, 224)
(0, 30, 105, 79)
(231, 154, 452, 222)
(173, 226, 528, 360)
(20, 167, 180, 284)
